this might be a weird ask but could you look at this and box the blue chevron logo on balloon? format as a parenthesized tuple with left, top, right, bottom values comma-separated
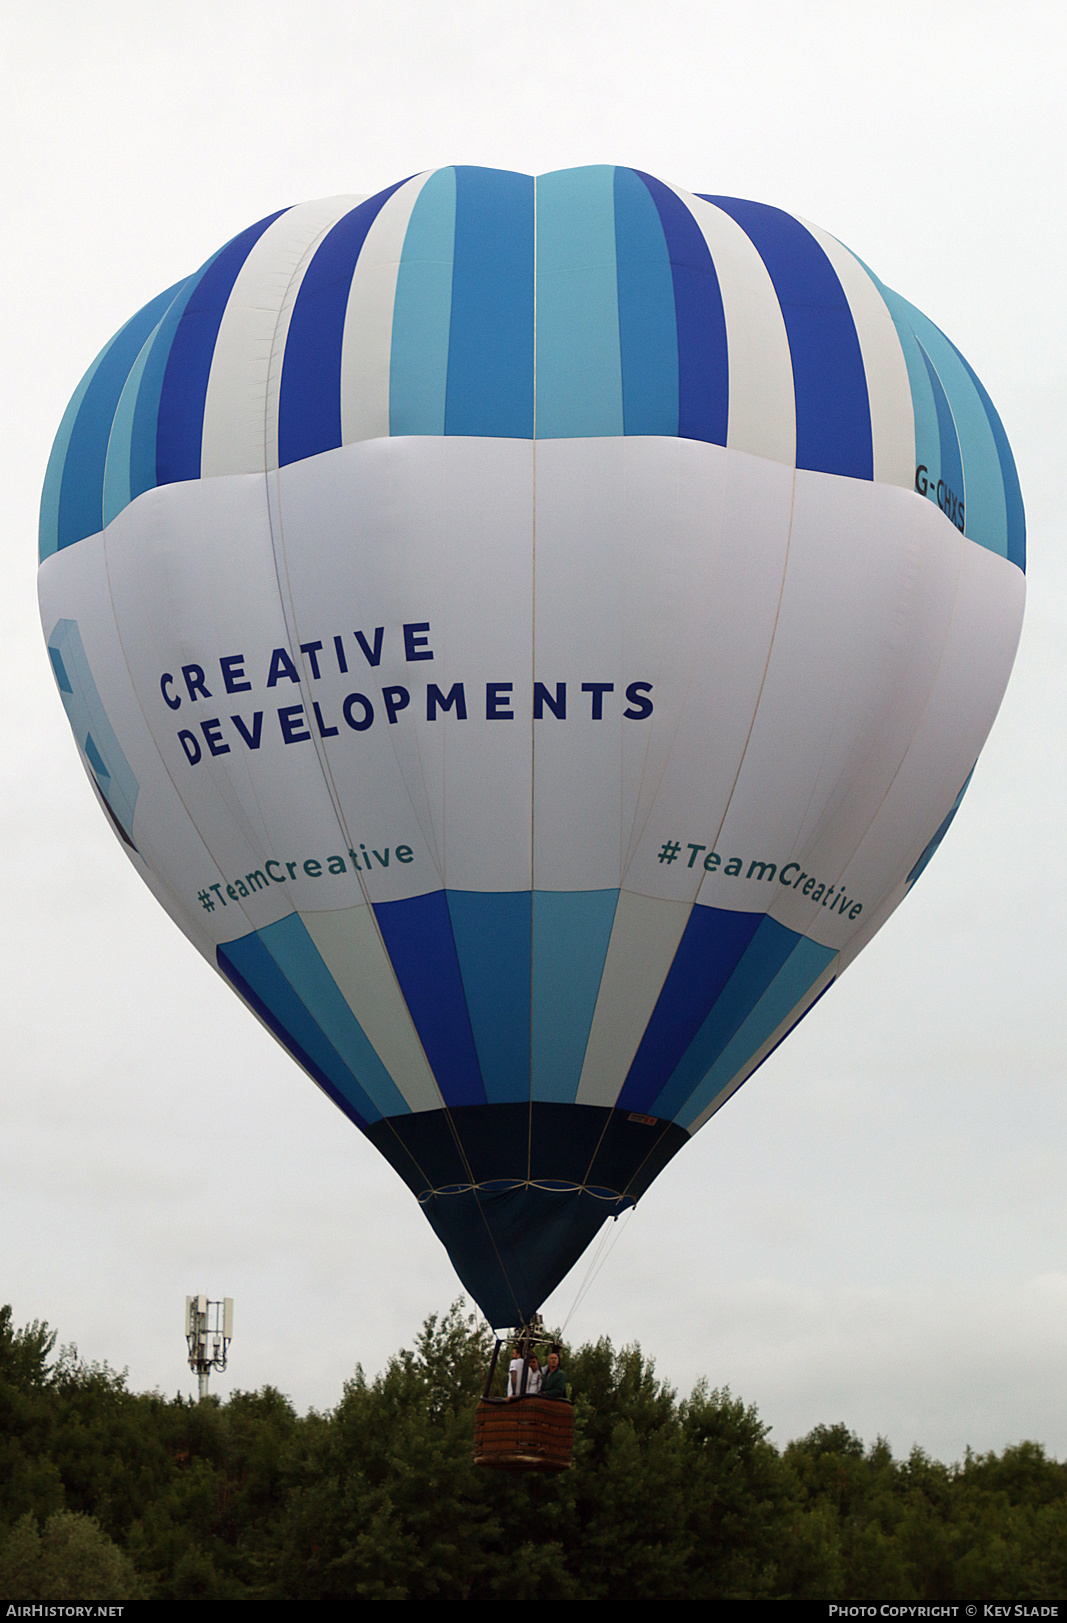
(47, 617, 139, 851)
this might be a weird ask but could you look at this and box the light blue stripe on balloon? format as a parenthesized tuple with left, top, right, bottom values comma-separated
(917, 339, 965, 525)
(613, 167, 678, 436)
(650, 915, 798, 1122)
(536, 166, 623, 438)
(949, 344, 1025, 572)
(886, 290, 1007, 560)
(676, 934, 836, 1131)
(390, 167, 456, 436)
(531, 889, 619, 1103)
(220, 930, 377, 1127)
(128, 265, 216, 501)
(256, 913, 410, 1120)
(102, 320, 161, 526)
(911, 306, 1004, 556)
(40, 351, 105, 561)
(446, 891, 531, 1104)
(52, 282, 187, 555)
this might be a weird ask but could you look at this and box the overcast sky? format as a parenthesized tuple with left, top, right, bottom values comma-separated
(2, 0, 1065, 1463)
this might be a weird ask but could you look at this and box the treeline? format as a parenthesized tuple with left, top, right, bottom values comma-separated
(1, 1300, 1066, 1600)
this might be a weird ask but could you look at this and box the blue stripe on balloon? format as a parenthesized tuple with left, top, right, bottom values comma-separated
(535, 165, 623, 439)
(703, 973, 836, 1122)
(127, 271, 211, 502)
(949, 344, 1025, 572)
(372, 889, 487, 1108)
(390, 168, 456, 435)
(447, 891, 532, 1104)
(676, 934, 836, 1130)
(217, 926, 380, 1128)
(887, 292, 1008, 560)
(617, 904, 764, 1113)
(916, 339, 965, 531)
(635, 171, 729, 446)
(907, 767, 974, 888)
(648, 914, 804, 1121)
(102, 319, 161, 526)
(41, 364, 102, 558)
(613, 167, 678, 437)
(445, 166, 535, 438)
(156, 210, 287, 486)
(896, 319, 942, 496)
(46, 283, 185, 555)
(277, 182, 407, 468)
(531, 889, 619, 1104)
(702, 196, 873, 480)
(255, 913, 409, 1118)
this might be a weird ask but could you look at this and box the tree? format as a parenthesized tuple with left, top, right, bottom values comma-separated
(0, 1305, 56, 1390)
(0, 1511, 143, 1600)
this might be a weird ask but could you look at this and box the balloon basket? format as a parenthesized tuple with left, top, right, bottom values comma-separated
(473, 1397, 574, 1472)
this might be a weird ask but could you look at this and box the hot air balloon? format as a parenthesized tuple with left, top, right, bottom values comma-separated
(38, 166, 1025, 1335)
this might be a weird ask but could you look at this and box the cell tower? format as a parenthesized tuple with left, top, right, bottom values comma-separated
(185, 1295, 233, 1400)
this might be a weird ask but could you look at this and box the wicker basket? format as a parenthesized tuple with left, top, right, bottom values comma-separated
(473, 1396, 574, 1472)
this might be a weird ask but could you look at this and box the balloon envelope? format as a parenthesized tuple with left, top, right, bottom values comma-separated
(38, 167, 1025, 1327)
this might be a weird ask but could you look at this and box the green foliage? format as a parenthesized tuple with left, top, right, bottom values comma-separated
(0, 1304, 57, 1390)
(1, 1297, 1066, 1600)
(0, 1511, 143, 1600)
